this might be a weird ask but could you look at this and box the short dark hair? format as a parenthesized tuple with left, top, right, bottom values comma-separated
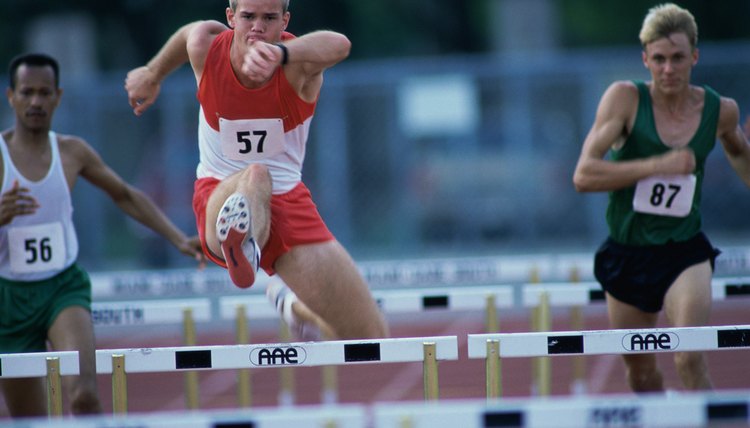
(229, 0, 289, 13)
(8, 53, 60, 90)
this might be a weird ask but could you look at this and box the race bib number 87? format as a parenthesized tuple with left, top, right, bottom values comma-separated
(633, 174, 696, 218)
(8, 222, 66, 274)
(219, 118, 285, 161)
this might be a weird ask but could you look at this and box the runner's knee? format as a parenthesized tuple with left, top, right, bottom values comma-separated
(242, 164, 271, 187)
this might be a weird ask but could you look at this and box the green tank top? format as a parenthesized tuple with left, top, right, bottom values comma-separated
(606, 80, 720, 245)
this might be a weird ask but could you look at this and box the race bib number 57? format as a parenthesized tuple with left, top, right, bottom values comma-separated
(8, 222, 66, 274)
(633, 174, 696, 218)
(219, 118, 285, 161)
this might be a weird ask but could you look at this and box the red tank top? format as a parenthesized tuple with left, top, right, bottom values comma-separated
(195, 30, 316, 193)
(197, 30, 314, 132)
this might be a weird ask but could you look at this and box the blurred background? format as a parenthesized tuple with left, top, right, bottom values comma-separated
(2, 0, 750, 271)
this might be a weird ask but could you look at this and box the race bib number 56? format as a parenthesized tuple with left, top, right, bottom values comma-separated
(633, 174, 696, 218)
(219, 118, 285, 161)
(8, 222, 66, 274)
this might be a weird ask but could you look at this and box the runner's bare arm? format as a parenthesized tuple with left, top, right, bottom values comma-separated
(74, 138, 205, 265)
(125, 20, 228, 116)
(573, 81, 694, 192)
(717, 97, 750, 187)
(279, 31, 351, 102)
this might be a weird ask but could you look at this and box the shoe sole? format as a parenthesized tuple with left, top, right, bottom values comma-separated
(217, 194, 256, 288)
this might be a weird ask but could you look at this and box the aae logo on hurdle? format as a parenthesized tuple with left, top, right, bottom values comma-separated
(588, 405, 642, 427)
(623, 332, 679, 352)
(250, 346, 307, 366)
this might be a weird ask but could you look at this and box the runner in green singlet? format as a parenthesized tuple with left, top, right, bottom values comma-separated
(573, 3, 750, 392)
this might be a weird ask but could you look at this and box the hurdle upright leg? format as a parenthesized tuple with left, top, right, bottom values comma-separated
(528, 266, 541, 395)
(485, 295, 499, 333)
(235, 305, 252, 407)
(322, 330, 338, 404)
(568, 266, 587, 395)
(535, 291, 551, 396)
(423, 342, 439, 401)
(278, 321, 295, 406)
(183, 308, 200, 410)
(112, 354, 127, 414)
(45, 357, 62, 417)
(485, 339, 501, 399)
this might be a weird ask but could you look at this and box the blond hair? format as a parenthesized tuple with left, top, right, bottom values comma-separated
(639, 3, 698, 49)
(228, 0, 289, 13)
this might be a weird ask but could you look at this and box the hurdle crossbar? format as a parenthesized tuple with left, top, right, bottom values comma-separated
(10, 403, 368, 427)
(372, 286, 514, 314)
(0, 351, 79, 378)
(712, 277, 750, 300)
(96, 336, 458, 373)
(521, 278, 750, 308)
(97, 336, 456, 413)
(469, 325, 750, 358)
(91, 298, 211, 326)
(373, 390, 750, 428)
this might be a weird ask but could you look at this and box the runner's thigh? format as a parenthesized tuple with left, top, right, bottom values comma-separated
(276, 241, 387, 339)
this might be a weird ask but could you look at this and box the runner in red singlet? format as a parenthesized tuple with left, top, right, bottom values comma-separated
(125, 0, 388, 340)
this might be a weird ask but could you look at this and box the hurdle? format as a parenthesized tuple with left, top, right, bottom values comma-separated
(712, 276, 750, 300)
(372, 285, 514, 334)
(523, 280, 601, 396)
(92, 298, 211, 410)
(520, 277, 750, 395)
(91, 298, 212, 327)
(234, 304, 252, 407)
(219, 295, 295, 406)
(0, 351, 79, 417)
(95, 335, 458, 413)
(468, 325, 750, 398)
(3, 403, 368, 428)
(373, 390, 750, 428)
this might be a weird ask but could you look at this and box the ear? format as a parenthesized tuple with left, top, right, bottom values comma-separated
(226, 6, 235, 29)
(642, 50, 648, 68)
(54, 88, 63, 107)
(692, 48, 699, 66)
(5, 87, 12, 107)
(281, 11, 290, 31)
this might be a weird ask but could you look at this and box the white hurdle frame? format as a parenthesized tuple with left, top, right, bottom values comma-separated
(95, 336, 458, 413)
(468, 325, 750, 398)
(0, 351, 79, 417)
(91, 298, 212, 327)
(521, 278, 750, 308)
(8, 403, 368, 428)
(0, 351, 79, 378)
(217, 286, 513, 405)
(373, 390, 750, 428)
(522, 278, 750, 395)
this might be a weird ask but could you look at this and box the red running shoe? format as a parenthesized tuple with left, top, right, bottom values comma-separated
(216, 193, 260, 288)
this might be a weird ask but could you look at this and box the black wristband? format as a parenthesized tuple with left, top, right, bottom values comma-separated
(275, 43, 289, 65)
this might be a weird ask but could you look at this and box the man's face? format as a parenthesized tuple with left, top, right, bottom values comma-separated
(642, 32, 698, 95)
(228, 0, 290, 45)
(6, 64, 61, 133)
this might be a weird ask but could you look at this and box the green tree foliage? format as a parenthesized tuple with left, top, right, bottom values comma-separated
(560, 0, 750, 46)
(1, 0, 749, 72)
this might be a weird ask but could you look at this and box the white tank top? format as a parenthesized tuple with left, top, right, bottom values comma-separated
(0, 132, 78, 281)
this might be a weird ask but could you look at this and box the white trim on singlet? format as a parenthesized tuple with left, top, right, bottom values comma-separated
(195, 108, 312, 195)
(0, 132, 78, 281)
